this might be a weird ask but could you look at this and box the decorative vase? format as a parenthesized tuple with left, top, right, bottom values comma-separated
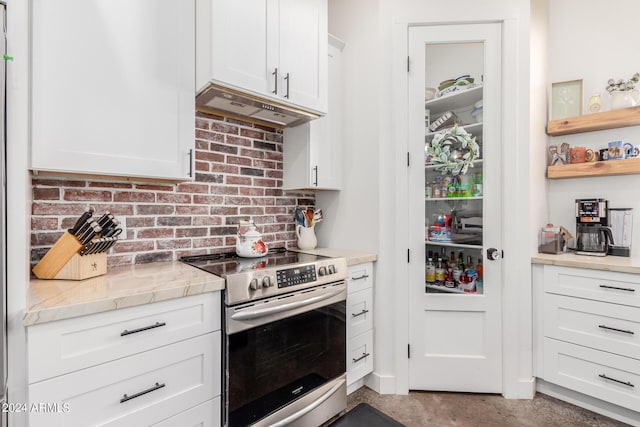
(296, 224, 317, 250)
(609, 89, 640, 110)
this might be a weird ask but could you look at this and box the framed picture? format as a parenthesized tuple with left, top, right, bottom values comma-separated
(551, 79, 583, 120)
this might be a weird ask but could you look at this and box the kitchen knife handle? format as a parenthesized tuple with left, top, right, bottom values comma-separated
(272, 67, 278, 94)
(284, 72, 290, 98)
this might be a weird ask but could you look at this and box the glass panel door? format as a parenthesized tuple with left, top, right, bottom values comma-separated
(424, 43, 484, 295)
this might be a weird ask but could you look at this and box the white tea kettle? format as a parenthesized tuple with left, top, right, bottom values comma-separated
(235, 220, 268, 258)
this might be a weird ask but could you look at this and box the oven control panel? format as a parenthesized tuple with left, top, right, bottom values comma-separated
(277, 265, 317, 288)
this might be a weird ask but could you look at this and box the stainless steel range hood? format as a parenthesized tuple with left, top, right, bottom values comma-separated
(196, 83, 321, 129)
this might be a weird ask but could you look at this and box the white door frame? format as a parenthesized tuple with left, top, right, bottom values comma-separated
(392, 19, 534, 398)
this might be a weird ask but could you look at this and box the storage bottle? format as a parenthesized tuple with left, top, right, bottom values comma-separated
(425, 258, 435, 283)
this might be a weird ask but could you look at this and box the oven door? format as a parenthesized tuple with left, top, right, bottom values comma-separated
(225, 282, 347, 427)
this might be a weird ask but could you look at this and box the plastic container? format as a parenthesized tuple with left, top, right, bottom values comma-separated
(538, 226, 564, 254)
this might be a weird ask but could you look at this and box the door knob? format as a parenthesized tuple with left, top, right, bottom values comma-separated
(486, 248, 503, 261)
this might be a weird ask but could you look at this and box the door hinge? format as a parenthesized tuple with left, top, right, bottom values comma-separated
(407, 56, 410, 72)
(408, 344, 410, 359)
(407, 151, 410, 167)
(407, 249, 410, 263)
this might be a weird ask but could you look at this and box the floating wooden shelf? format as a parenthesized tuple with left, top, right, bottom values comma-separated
(547, 158, 640, 179)
(546, 106, 640, 136)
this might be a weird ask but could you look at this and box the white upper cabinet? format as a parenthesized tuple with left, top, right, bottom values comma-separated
(31, 0, 195, 181)
(198, 0, 328, 114)
(283, 35, 343, 190)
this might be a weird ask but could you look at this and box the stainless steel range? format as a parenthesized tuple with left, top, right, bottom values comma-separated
(181, 248, 348, 427)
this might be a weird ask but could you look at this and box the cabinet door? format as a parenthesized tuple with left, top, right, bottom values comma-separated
(278, 0, 328, 113)
(31, 0, 194, 180)
(206, 0, 277, 96)
(282, 35, 341, 190)
(408, 23, 503, 393)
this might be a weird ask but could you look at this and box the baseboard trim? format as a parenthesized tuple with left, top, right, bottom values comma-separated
(365, 372, 396, 395)
(536, 379, 640, 427)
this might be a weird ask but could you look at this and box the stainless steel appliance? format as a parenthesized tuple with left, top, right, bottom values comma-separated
(575, 198, 614, 256)
(181, 249, 347, 427)
(608, 208, 633, 257)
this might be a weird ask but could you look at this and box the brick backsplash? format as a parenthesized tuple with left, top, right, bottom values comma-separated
(30, 112, 315, 269)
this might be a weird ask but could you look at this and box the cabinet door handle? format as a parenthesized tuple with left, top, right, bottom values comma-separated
(599, 284, 635, 292)
(284, 73, 290, 98)
(121, 321, 166, 336)
(598, 374, 634, 388)
(272, 68, 278, 94)
(352, 352, 370, 363)
(351, 274, 369, 281)
(120, 382, 166, 403)
(188, 148, 194, 177)
(598, 325, 635, 335)
(351, 309, 369, 318)
(312, 165, 318, 186)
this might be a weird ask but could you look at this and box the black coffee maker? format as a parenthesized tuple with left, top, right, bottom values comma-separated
(575, 198, 615, 256)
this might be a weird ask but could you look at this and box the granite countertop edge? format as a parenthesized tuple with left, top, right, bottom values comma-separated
(24, 261, 225, 326)
(290, 247, 378, 265)
(531, 252, 640, 274)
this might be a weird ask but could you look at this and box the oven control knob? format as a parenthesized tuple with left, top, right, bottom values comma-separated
(318, 266, 327, 276)
(328, 265, 336, 275)
(249, 278, 260, 291)
(262, 276, 274, 287)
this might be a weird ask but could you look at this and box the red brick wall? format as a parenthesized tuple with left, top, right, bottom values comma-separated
(31, 112, 315, 269)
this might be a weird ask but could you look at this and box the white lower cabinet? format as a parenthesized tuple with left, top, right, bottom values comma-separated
(346, 262, 374, 391)
(151, 397, 220, 427)
(27, 293, 222, 426)
(536, 265, 640, 414)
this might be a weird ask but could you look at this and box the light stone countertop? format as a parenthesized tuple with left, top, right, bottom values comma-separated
(25, 261, 225, 326)
(291, 248, 377, 266)
(531, 252, 640, 274)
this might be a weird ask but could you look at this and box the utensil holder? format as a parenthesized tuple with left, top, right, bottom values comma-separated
(32, 231, 107, 280)
(296, 224, 317, 250)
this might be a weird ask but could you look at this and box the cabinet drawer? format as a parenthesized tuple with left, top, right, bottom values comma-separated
(347, 262, 374, 294)
(28, 292, 220, 383)
(347, 329, 373, 385)
(544, 294, 640, 359)
(543, 338, 640, 411)
(347, 288, 373, 338)
(151, 397, 220, 427)
(543, 265, 640, 307)
(29, 332, 220, 427)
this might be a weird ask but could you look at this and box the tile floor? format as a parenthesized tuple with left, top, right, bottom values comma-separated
(346, 387, 630, 426)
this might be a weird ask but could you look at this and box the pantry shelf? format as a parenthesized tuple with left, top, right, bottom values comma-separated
(547, 158, 640, 179)
(425, 283, 478, 294)
(425, 240, 482, 250)
(546, 105, 640, 136)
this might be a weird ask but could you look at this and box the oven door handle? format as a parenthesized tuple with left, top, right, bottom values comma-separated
(231, 287, 344, 321)
(270, 378, 346, 427)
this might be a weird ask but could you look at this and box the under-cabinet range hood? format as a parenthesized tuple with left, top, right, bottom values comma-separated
(196, 83, 321, 129)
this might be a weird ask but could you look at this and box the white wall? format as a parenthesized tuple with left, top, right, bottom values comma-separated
(547, 0, 640, 253)
(325, 0, 533, 398)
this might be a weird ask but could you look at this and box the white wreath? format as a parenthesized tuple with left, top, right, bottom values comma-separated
(426, 124, 480, 176)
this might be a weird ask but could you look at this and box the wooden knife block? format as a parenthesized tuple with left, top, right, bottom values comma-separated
(32, 232, 107, 280)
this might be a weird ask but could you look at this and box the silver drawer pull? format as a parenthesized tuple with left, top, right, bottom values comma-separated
(351, 309, 369, 318)
(598, 325, 635, 335)
(598, 374, 634, 388)
(599, 284, 635, 292)
(352, 352, 370, 363)
(120, 382, 165, 403)
(351, 274, 369, 281)
(121, 321, 166, 336)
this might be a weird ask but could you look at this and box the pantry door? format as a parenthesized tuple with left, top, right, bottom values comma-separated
(407, 23, 503, 392)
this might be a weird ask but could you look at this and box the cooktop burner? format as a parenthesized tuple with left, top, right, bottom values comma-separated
(179, 248, 327, 277)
